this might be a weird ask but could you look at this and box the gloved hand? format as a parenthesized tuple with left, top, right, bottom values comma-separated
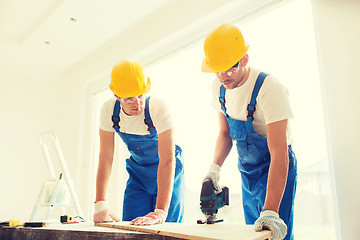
(254, 210, 287, 240)
(93, 200, 121, 223)
(203, 163, 221, 194)
(130, 209, 167, 226)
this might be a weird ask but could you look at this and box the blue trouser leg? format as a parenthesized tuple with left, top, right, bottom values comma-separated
(123, 179, 184, 222)
(122, 186, 155, 221)
(279, 160, 297, 240)
(166, 146, 185, 222)
(241, 155, 297, 240)
(123, 151, 185, 222)
(166, 165, 185, 222)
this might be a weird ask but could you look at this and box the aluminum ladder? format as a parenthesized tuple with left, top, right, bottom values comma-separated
(30, 131, 84, 221)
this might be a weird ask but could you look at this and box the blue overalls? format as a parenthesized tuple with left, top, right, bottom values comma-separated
(112, 97, 184, 222)
(219, 72, 297, 240)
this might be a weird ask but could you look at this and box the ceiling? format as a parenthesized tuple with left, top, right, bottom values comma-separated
(0, 0, 278, 79)
(0, 0, 169, 77)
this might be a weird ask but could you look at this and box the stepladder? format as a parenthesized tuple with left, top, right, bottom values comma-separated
(30, 131, 84, 221)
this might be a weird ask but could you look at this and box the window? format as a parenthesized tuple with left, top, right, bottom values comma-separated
(91, 0, 335, 238)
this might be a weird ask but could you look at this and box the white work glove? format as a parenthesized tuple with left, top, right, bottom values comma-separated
(93, 200, 121, 223)
(203, 164, 221, 194)
(254, 210, 287, 240)
(130, 209, 168, 226)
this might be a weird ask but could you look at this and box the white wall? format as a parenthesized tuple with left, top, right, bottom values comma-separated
(0, 70, 65, 220)
(312, 0, 360, 239)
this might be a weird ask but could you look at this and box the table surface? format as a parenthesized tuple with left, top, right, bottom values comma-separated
(0, 221, 271, 240)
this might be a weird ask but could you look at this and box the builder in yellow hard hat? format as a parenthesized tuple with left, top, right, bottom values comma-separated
(94, 60, 184, 225)
(201, 24, 297, 240)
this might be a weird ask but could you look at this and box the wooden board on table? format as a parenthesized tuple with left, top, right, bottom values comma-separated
(95, 221, 271, 240)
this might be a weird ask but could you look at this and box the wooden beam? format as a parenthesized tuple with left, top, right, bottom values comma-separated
(95, 221, 271, 240)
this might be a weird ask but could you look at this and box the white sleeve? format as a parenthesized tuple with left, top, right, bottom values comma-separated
(149, 97, 174, 134)
(257, 79, 294, 125)
(99, 98, 116, 132)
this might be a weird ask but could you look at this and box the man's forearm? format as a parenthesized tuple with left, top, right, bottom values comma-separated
(264, 119, 289, 213)
(263, 155, 289, 212)
(95, 157, 113, 201)
(156, 129, 176, 212)
(156, 157, 175, 211)
(213, 132, 233, 167)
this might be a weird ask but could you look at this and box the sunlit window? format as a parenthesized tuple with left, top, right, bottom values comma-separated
(91, 0, 335, 239)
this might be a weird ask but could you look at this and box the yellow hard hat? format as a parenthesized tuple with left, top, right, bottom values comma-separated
(201, 24, 249, 73)
(109, 60, 151, 98)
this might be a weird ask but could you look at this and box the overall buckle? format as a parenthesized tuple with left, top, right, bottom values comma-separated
(219, 97, 226, 111)
(112, 116, 120, 128)
(247, 104, 256, 119)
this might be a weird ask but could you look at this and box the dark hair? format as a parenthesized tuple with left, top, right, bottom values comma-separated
(231, 61, 239, 69)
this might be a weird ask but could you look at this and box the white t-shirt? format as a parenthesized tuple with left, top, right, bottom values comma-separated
(99, 96, 173, 135)
(212, 68, 294, 144)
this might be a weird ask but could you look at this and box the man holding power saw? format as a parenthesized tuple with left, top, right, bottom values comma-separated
(201, 24, 297, 240)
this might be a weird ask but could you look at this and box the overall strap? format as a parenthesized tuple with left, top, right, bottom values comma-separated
(144, 96, 155, 132)
(219, 85, 229, 117)
(246, 72, 268, 122)
(112, 100, 121, 134)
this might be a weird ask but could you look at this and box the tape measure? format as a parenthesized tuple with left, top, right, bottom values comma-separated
(60, 215, 85, 224)
(60, 215, 73, 223)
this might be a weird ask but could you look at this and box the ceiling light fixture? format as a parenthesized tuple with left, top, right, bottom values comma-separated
(70, 17, 77, 22)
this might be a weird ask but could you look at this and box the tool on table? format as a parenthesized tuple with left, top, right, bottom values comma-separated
(60, 215, 85, 224)
(0, 220, 48, 227)
(197, 178, 229, 224)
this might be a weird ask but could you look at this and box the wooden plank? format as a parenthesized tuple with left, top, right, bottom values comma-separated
(95, 221, 271, 240)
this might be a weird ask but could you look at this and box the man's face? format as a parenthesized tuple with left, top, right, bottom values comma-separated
(216, 65, 242, 89)
(215, 54, 249, 89)
(115, 94, 146, 116)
